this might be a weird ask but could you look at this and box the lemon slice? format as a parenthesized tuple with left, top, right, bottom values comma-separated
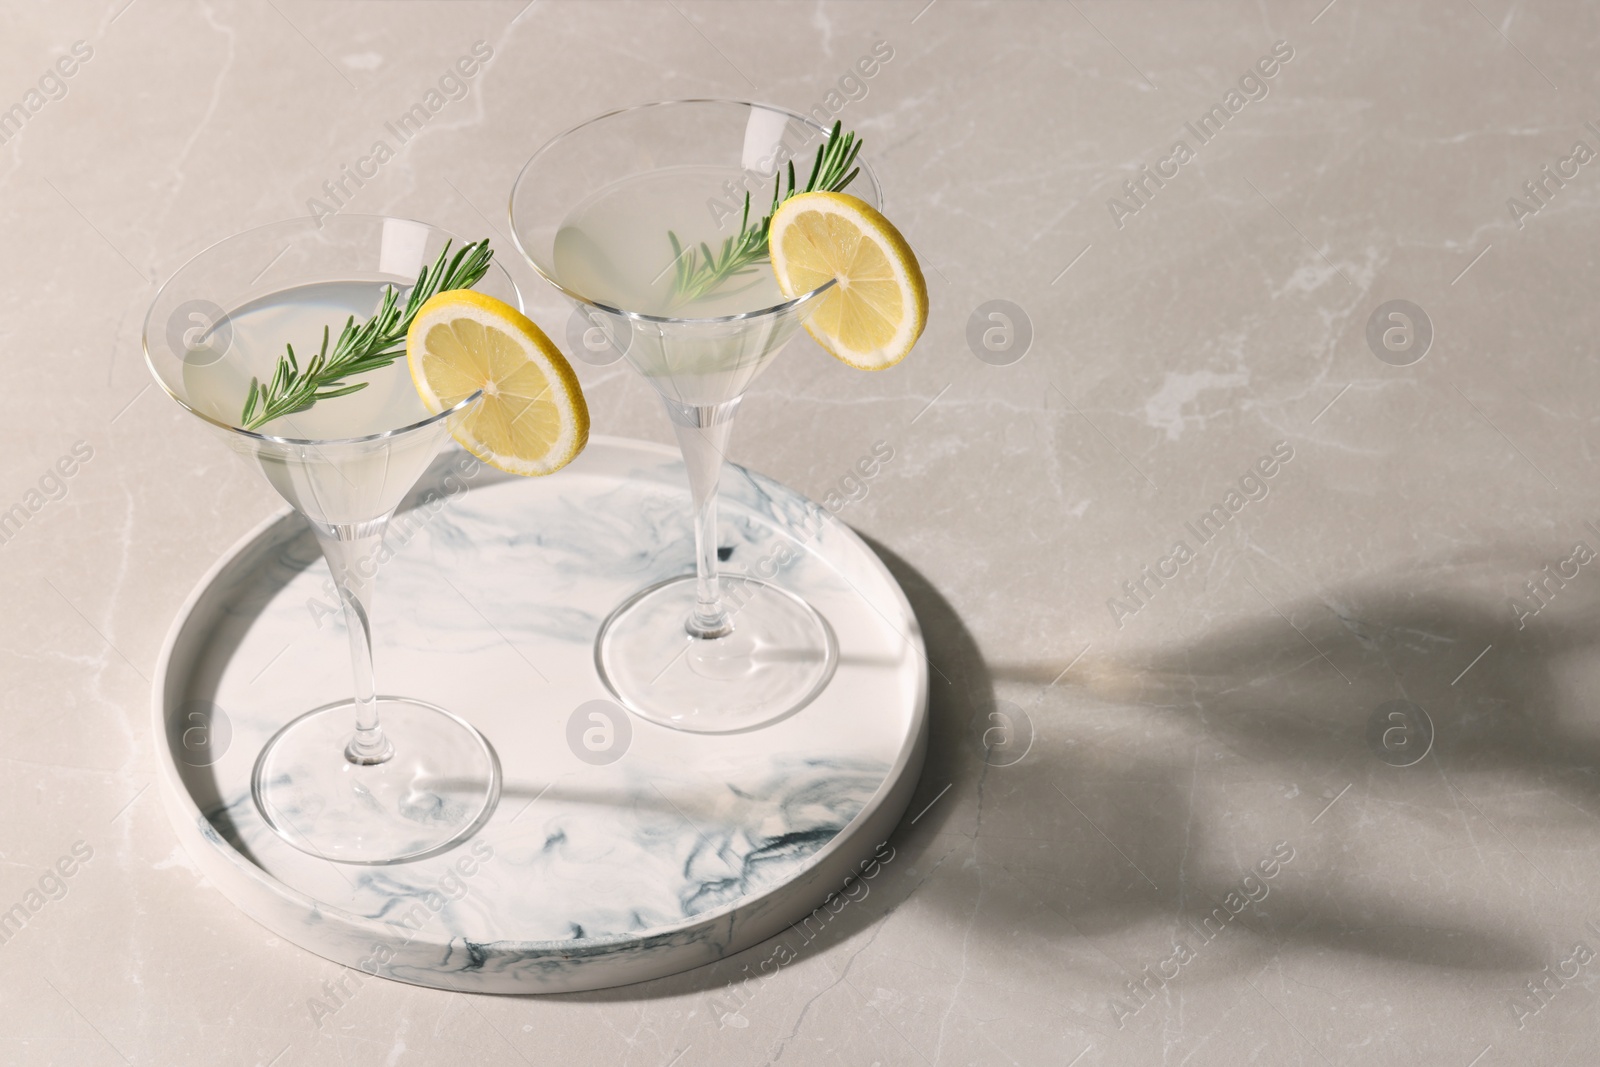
(406, 290, 589, 476)
(768, 191, 928, 370)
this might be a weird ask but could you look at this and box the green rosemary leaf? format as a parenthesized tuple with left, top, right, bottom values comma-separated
(804, 139, 824, 190)
(312, 383, 368, 401)
(668, 231, 687, 290)
(837, 140, 863, 184)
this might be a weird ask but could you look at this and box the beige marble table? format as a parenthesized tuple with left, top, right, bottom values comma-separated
(5, 0, 1600, 1063)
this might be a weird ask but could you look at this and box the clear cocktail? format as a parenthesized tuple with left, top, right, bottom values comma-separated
(513, 101, 884, 732)
(146, 216, 512, 864)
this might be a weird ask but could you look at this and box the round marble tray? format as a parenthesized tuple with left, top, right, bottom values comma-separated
(152, 436, 927, 994)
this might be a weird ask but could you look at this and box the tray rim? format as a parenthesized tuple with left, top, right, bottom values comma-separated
(151, 434, 929, 974)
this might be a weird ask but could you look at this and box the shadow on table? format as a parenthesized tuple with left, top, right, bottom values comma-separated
(550, 543, 1600, 1007)
(967, 548, 1600, 980)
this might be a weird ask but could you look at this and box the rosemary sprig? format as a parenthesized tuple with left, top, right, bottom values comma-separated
(667, 121, 863, 304)
(238, 239, 494, 430)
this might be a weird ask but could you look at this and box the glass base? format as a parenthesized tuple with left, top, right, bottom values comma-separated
(251, 698, 501, 865)
(596, 576, 838, 733)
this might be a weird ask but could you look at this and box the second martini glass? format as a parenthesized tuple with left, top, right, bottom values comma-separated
(511, 100, 881, 733)
(145, 215, 511, 863)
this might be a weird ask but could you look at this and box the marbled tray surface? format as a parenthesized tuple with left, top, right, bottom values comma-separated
(154, 436, 926, 993)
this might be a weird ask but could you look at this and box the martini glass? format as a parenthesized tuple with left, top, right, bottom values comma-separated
(510, 100, 882, 733)
(144, 215, 512, 864)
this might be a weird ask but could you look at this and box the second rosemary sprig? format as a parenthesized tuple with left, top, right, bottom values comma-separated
(666, 121, 863, 304)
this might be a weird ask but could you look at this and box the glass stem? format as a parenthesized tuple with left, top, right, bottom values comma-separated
(311, 516, 395, 766)
(663, 397, 740, 640)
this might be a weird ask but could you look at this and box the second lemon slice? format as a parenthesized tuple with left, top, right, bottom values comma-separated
(768, 191, 928, 370)
(406, 290, 589, 476)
